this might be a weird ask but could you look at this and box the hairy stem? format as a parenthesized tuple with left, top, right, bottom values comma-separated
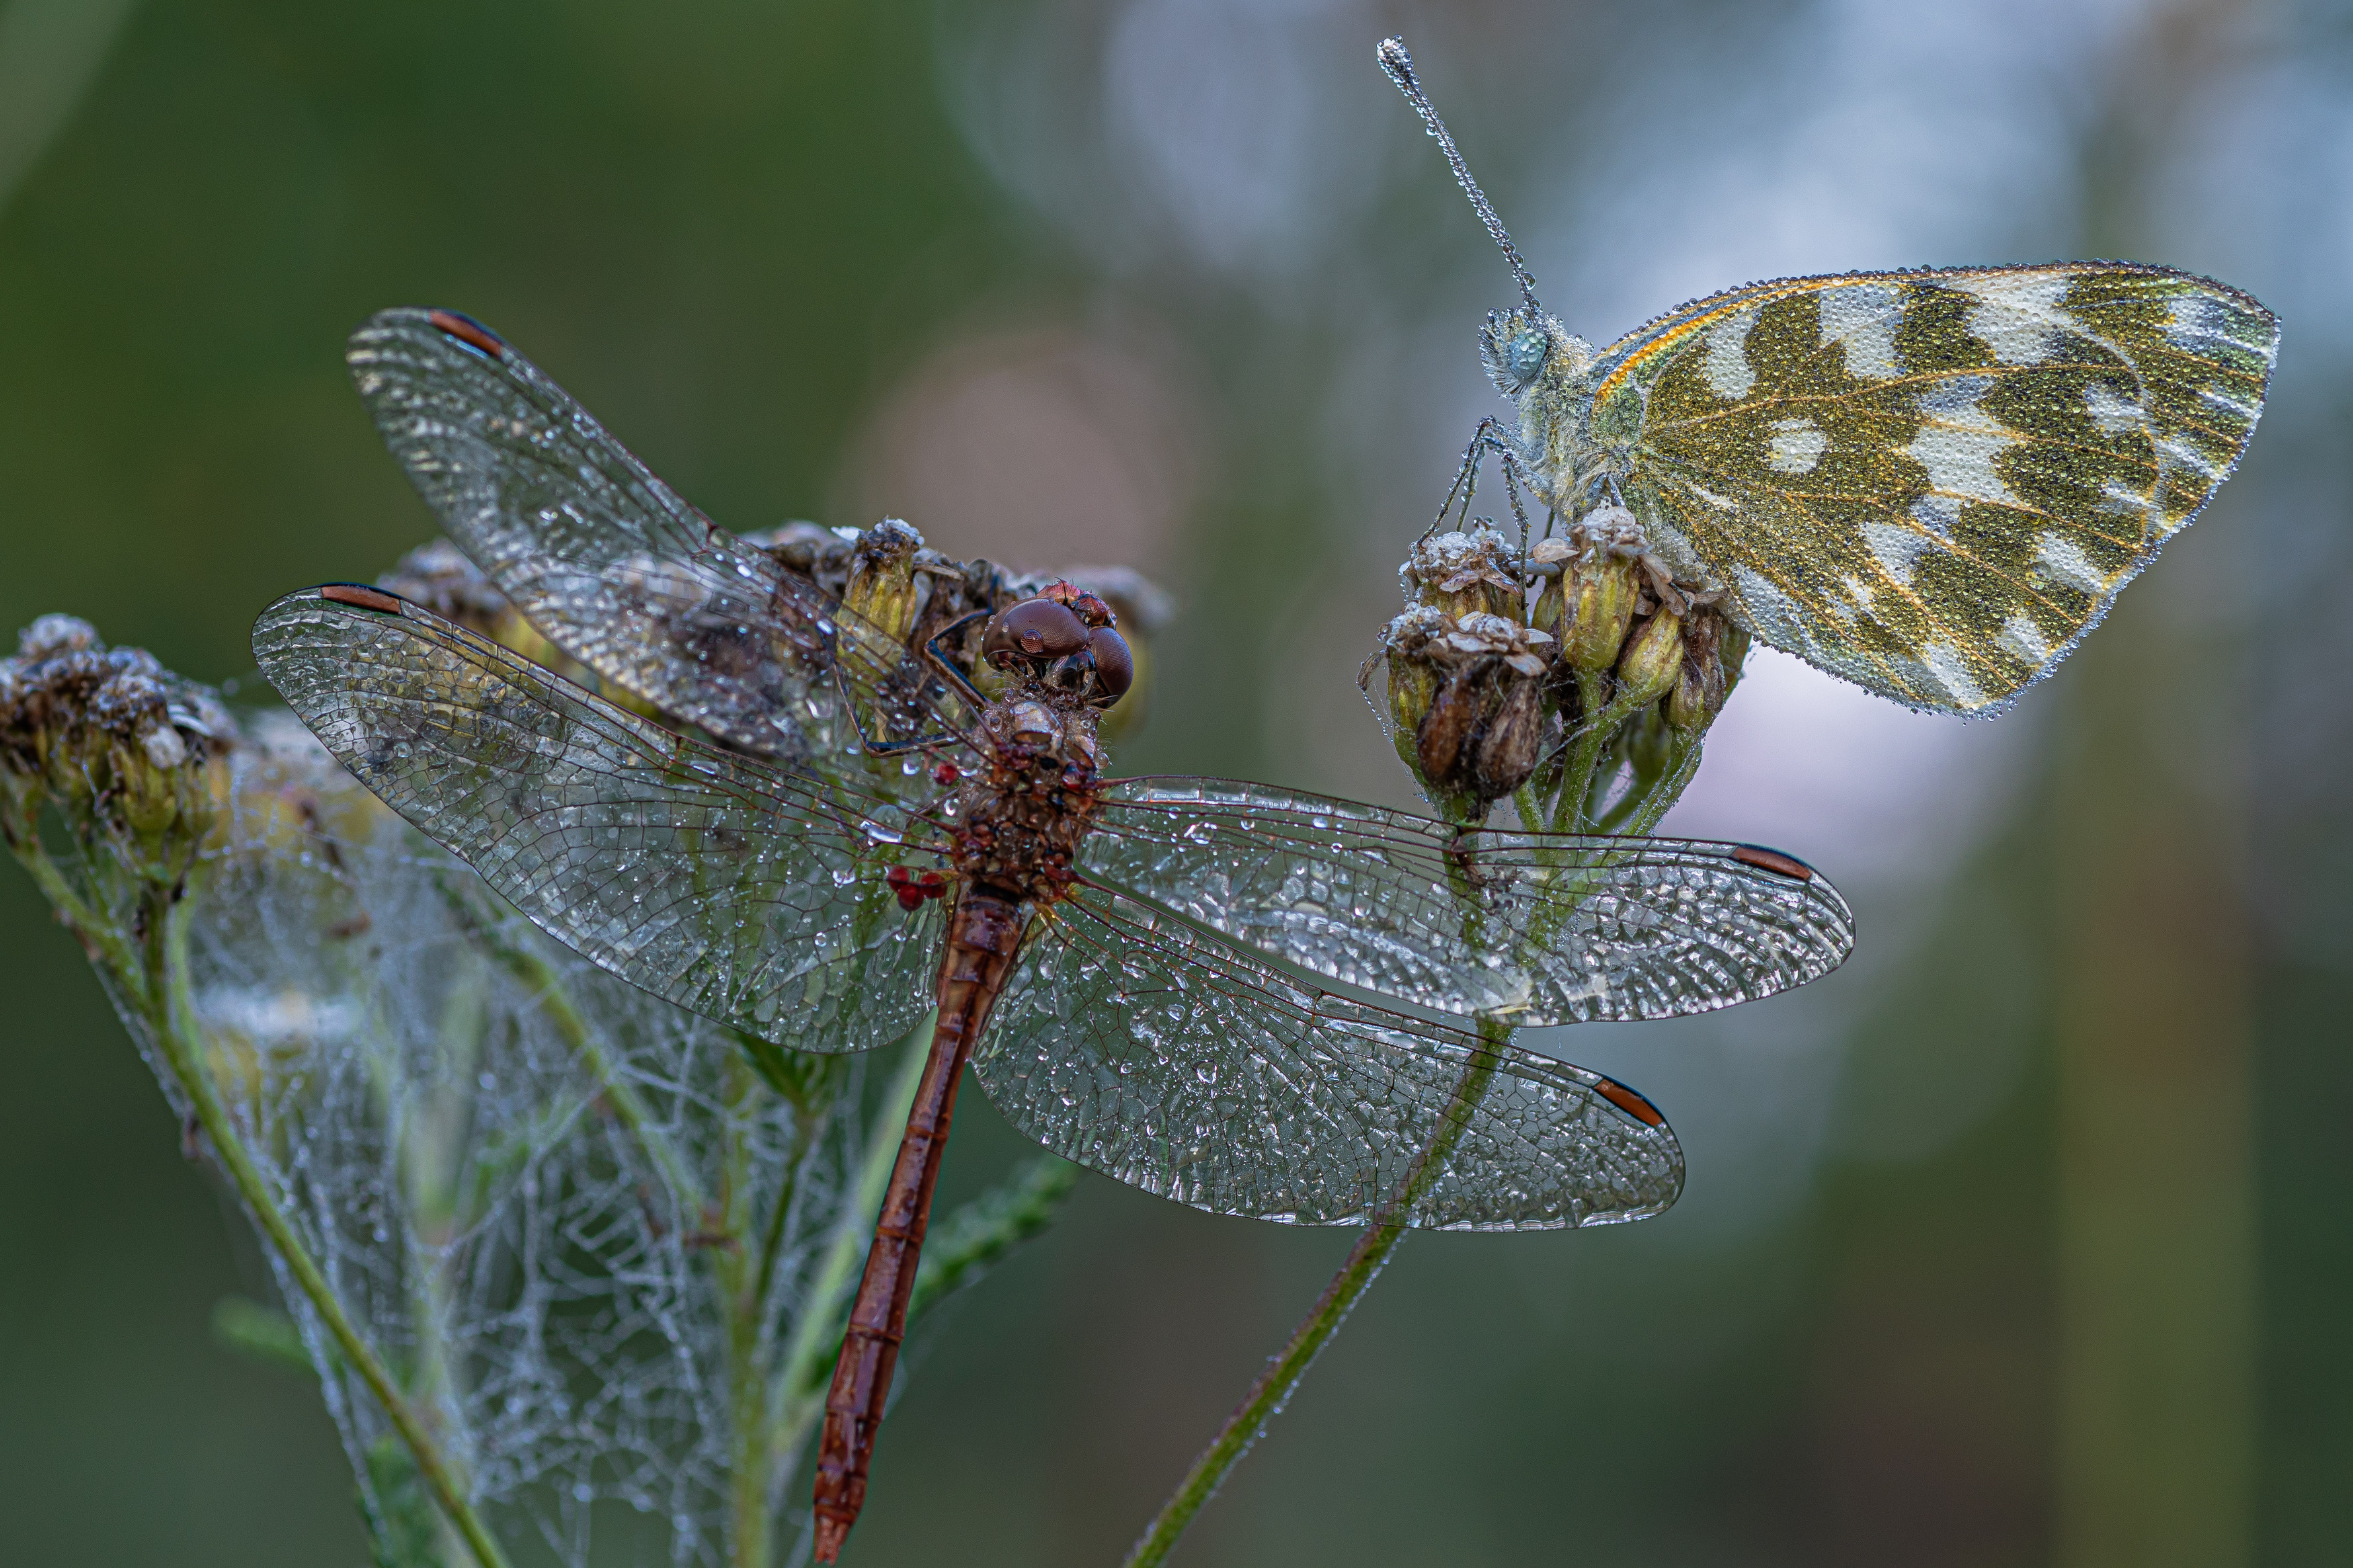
(1120, 1016, 1509, 1568)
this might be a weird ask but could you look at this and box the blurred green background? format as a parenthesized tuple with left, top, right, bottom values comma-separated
(3, 0, 2346, 1563)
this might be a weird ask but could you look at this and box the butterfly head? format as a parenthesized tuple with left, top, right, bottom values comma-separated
(1481, 308, 1591, 400)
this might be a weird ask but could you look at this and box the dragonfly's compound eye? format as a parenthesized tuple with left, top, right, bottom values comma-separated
(984, 599, 1089, 669)
(1086, 626, 1133, 704)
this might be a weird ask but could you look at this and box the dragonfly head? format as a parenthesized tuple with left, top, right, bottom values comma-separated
(982, 591, 1133, 709)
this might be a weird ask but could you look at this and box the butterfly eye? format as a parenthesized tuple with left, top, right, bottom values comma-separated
(1508, 330, 1549, 382)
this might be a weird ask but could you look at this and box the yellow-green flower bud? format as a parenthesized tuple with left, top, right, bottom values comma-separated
(1616, 609, 1684, 708)
(842, 518, 925, 645)
(114, 727, 184, 837)
(1370, 606, 1449, 778)
(1561, 552, 1642, 673)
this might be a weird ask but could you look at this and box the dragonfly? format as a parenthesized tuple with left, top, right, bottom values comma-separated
(253, 306, 1858, 1561)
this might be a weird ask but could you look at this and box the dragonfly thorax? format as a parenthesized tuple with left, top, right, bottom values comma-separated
(943, 695, 1104, 905)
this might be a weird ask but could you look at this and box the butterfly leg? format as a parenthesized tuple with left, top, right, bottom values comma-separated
(1424, 415, 1534, 551)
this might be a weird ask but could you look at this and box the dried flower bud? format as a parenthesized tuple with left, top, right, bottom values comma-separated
(1665, 607, 1747, 733)
(1, 622, 229, 858)
(19, 614, 97, 661)
(1371, 604, 1552, 819)
(1400, 528, 1521, 622)
(1471, 675, 1543, 798)
(1414, 669, 1480, 788)
(1616, 609, 1684, 708)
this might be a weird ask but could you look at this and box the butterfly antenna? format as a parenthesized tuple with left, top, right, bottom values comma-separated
(1378, 36, 1543, 319)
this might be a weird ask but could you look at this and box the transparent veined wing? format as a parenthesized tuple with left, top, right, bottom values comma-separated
(252, 585, 941, 1053)
(1587, 263, 2277, 712)
(1081, 777, 1853, 1026)
(977, 883, 1683, 1229)
(345, 308, 957, 759)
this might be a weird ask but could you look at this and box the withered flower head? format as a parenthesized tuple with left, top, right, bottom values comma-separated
(1400, 528, 1522, 622)
(1666, 607, 1751, 733)
(1369, 603, 1555, 821)
(1, 618, 233, 859)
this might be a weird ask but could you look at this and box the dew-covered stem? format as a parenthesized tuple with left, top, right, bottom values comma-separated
(122, 876, 515, 1568)
(1120, 1016, 1509, 1568)
(769, 1020, 933, 1467)
(438, 874, 707, 1212)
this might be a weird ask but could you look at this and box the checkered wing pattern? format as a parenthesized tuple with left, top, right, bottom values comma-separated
(1581, 263, 2277, 712)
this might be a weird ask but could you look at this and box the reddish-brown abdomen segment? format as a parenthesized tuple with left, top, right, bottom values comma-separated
(811, 889, 1029, 1563)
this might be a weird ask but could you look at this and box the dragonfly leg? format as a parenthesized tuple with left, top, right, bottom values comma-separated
(830, 661, 977, 759)
(921, 608, 994, 712)
(811, 890, 1028, 1562)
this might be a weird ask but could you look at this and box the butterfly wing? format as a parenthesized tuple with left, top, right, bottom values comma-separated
(251, 586, 942, 1053)
(1583, 263, 2278, 712)
(975, 883, 1683, 1229)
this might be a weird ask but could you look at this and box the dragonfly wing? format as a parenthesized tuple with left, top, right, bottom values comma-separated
(974, 884, 1683, 1229)
(252, 587, 940, 1053)
(346, 308, 951, 758)
(1083, 777, 1853, 1026)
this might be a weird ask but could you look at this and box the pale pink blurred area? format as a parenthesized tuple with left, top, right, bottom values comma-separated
(834, 321, 1203, 576)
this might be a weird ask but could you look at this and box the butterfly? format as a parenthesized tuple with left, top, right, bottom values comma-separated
(1382, 39, 2279, 716)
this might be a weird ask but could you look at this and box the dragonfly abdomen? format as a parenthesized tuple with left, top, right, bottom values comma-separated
(811, 886, 1029, 1563)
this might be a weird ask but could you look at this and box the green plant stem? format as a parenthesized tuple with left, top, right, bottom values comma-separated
(127, 877, 514, 1568)
(769, 1021, 932, 1462)
(711, 1048, 775, 1568)
(1550, 671, 1654, 835)
(439, 877, 707, 1212)
(1120, 1016, 1509, 1568)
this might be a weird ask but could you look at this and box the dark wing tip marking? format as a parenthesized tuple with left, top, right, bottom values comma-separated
(319, 583, 408, 615)
(1593, 1077, 1667, 1128)
(1731, 844, 1815, 882)
(426, 308, 507, 360)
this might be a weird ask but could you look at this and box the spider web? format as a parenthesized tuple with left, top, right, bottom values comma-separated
(160, 713, 882, 1567)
